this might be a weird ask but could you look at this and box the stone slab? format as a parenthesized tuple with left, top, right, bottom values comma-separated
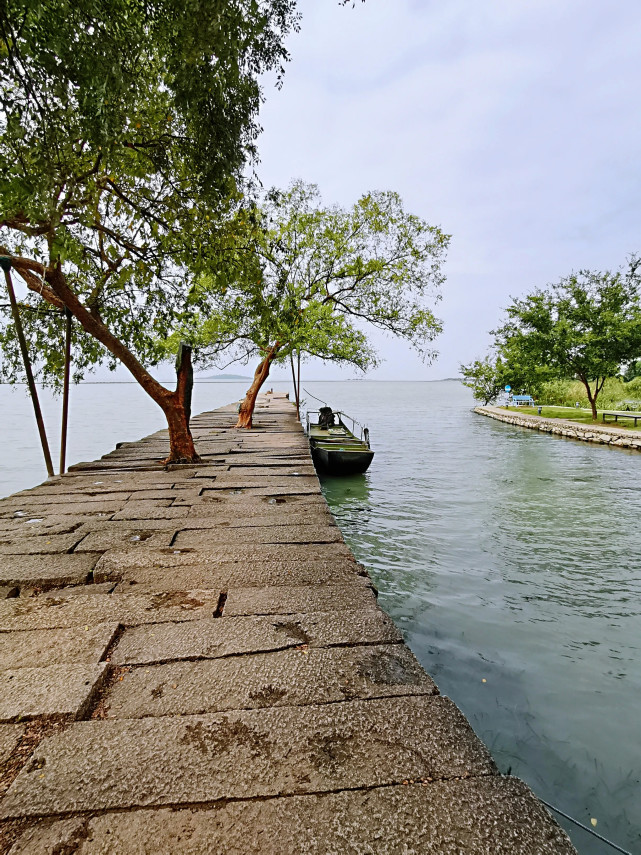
(226, 465, 317, 476)
(181, 511, 334, 529)
(112, 503, 188, 521)
(0, 493, 130, 508)
(0, 533, 86, 555)
(0, 722, 24, 765)
(0, 696, 497, 817)
(187, 492, 327, 509)
(0, 590, 221, 632)
(184, 504, 333, 524)
(0, 623, 119, 669)
(224, 584, 378, 616)
(75, 518, 181, 534)
(201, 484, 321, 496)
(107, 560, 370, 592)
(105, 644, 436, 718)
(172, 525, 342, 547)
(0, 663, 107, 721)
(0, 515, 101, 538)
(94, 541, 354, 577)
(9, 777, 576, 855)
(111, 609, 400, 665)
(210, 475, 319, 487)
(0, 553, 100, 588)
(74, 529, 176, 553)
(224, 455, 312, 466)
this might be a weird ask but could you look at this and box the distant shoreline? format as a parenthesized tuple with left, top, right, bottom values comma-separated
(0, 377, 464, 386)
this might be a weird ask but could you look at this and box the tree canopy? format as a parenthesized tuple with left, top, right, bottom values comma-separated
(0, 0, 299, 196)
(175, 180, 450, 426)
(0, 0, 299, 460)
(464, 257, 641, 417)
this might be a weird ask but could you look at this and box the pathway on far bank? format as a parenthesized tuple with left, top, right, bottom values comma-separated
(0, 394, 575, 853)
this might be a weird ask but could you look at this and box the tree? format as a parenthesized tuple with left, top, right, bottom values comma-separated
(0, 0, 298, 462)
(460, 354, 507, 405)
(493, 258, 641, 419)
(179, 181, 449, 427)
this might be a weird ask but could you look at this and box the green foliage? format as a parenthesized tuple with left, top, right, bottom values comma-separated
(0, 1, 299, 388)
(174, 180, 449, 373)
(623, 358, 641, 382)
(460, 352, 550, 404)
(460, 354, 506, 404)
(0, 0, 300, 197)
(539, 376, 641, 410)
(492, 258, 641, 414)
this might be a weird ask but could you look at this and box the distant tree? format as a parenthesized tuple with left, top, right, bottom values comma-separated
(460, 352, 549, 405)
(0, 1, 299, 462)
(460, 355, 506, 405)
(493, 258, 641, 419)
(178, 181, 449, 427)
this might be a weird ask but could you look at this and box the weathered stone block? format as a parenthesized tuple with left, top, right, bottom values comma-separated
(0, 590, 220, 632)
(1, 696, 497, 817)
(0, 663, 107, 721)
(9, 778, 576, 854)
(105, 644, 436, 718)
(0, 553, 100, 588)
(110, 609, 401, 665)
(224, 584, 377, 616)
(0, 623, 118, 669)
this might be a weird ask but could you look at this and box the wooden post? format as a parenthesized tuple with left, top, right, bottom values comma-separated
(59, 308, 72, 474)
(290, 352, 300, 420)
(0, 257, 54, 478)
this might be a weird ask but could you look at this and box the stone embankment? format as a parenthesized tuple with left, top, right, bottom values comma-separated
(477, 404, 641, 450)
(0, 394, 576, 853)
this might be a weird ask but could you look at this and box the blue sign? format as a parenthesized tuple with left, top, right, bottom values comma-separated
(505, 385, 511, 392)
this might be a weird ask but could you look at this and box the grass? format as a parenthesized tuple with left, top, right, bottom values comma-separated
(499, 405, 641, 430)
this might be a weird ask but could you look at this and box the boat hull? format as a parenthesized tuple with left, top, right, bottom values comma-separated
(310, 444, 374, 475)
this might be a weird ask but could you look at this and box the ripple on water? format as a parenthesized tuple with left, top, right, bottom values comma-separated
(317, 381, 641, 855)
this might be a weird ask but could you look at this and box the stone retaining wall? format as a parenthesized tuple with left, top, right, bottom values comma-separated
(476, 405, 641, 450)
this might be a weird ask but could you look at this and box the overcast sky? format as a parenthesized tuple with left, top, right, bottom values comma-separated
(256, 0, 641, 380)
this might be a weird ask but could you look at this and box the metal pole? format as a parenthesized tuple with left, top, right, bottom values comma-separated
(289, 352, 300, 420)
(59, 308, 72, 474)
(297, 350, 301, 419)
(0, 257, 54, 478)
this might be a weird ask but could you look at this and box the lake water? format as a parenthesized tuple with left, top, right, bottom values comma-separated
(1, 379, 639, 854)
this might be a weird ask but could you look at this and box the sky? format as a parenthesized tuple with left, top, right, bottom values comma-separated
(254, 0, 641, 381)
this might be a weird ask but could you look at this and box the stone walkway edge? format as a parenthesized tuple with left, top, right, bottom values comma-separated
(0, 394, 576, 853)
(476, 404, 641, 451)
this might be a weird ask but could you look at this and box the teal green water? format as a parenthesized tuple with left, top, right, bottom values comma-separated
(309, 380, 641, 855)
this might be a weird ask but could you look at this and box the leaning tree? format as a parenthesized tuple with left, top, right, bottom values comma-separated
(176, 181, 449, 427)
(0, 0, 299, 462)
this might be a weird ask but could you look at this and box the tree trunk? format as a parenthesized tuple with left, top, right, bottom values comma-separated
(579, 376, 598, 419)
(236, 343, 280, 429)
(15, 259, 201, 463)
(159, 343, 200, 464)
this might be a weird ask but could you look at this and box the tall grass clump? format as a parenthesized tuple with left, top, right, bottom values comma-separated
(540, 377, 641, 410)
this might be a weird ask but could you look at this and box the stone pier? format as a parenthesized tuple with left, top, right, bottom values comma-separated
(0, 394, 576, 853)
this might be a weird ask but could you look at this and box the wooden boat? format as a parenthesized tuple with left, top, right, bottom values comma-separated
(306, 407, 374, 475)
